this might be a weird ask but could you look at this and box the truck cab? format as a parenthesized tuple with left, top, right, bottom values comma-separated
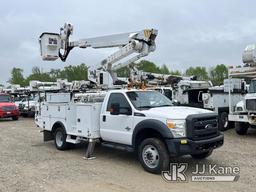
(232, 78, 256, 134)
(18, 95, 39, 117)
(0, 93, 19, 120)
(36, 89, 224, 174)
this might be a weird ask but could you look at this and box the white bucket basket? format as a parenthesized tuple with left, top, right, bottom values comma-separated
(39, 33, 60, 61)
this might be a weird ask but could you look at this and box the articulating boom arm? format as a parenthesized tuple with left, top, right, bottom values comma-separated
(39, 23, 158, 87)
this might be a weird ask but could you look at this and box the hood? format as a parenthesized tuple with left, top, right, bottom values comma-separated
(141, 106, 213, 119)
(0, 102, 15, 107)
(24, 101, 37, 107)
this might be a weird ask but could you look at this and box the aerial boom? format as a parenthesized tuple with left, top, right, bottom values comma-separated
(39, 23, 157, 87)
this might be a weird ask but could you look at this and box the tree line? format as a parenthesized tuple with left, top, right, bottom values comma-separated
(9, 60, 228, 86)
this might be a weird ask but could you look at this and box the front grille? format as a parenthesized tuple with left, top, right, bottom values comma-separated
(186, 114, 219, 141)
(246, 99, 256, 111)
(2, 105, 16, 111)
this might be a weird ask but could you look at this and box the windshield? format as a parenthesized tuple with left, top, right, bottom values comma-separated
(126, 91, 173, 110)
(249, 80, 256, 93)
(20, 96, 39, 102)
(0, 95, 11, 103)
(163, 89, 172, 100)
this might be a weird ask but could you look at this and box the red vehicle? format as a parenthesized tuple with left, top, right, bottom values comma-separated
(0, 93, 19, 120)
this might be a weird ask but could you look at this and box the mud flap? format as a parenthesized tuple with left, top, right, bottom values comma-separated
(43, 130, 54, 142)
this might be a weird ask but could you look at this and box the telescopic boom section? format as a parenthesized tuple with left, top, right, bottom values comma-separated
(39, 23, 158, 86)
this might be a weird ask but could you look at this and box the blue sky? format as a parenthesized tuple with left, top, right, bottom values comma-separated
(0, 0, 256, 84)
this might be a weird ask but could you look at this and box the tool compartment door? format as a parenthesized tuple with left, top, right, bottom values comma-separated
(76, 103, 101, 138)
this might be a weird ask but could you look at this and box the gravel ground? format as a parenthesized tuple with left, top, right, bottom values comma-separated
(0, 118, 255, 192)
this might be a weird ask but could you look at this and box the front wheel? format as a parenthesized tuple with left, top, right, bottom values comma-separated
(54, 127, 69, 150)
(191, 150, 213, 159)
(235, 122, 249, 135)
(138, 138, 169, 174)
(219, 112, 229, 131)
(12, 116, 19, 121)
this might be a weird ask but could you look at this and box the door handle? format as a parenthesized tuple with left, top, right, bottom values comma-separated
(103, 115, 106, 122)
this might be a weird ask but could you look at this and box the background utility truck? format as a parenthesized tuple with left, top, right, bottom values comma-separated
(36, 23, 224, 173)
(228, 44, 256, 135)
(202, 78, 246, 131)
(129, 70, 212, 108)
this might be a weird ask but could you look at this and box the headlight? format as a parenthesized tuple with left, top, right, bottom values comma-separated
(166, 119, 186, 138)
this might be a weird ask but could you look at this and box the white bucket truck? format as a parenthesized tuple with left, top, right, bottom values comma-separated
(36, 23, 224, 173)
(36, 89, 224, 173)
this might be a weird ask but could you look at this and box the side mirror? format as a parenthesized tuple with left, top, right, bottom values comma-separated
(110, 103, 120, 115)
(123, 107, 132, 116)
(172, 99, 179, 106)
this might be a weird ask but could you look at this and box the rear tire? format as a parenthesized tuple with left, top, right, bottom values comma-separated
(191, 150, 213, 159)
(138, 138, 169, 174)
(219, 112, 229, 131)
(12, 116, 19, 121)
(54, 127, 69, 150)
(235, 122, 249, 135)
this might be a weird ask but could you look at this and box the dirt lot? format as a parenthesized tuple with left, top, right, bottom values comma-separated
(0, 118, 255, 192)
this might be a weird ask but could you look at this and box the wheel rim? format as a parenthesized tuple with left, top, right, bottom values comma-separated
(56, 131, 63, 147)
(142, 144, 159, 169)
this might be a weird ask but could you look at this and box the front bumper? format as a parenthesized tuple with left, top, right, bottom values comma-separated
(0, 110, 20, 118)
(165, 133, 224, 156)
(20, 108, 35, 116)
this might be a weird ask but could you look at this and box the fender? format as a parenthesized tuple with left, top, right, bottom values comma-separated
(51, 121, 66, 133)
(132, 119, 173, 148)
(44, 121, 66, 142)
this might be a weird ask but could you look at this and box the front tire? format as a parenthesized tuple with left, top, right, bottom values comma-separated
(235, 122, 249, 135)
(54, 127, 69, 150)
(12, 116, 19, 121)
(219, 112, 229, 131)
(138, 138, 169, 174)
(191, 150, 213, 159)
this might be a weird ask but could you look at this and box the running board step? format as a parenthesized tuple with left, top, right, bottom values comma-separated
(101, 142, 134, 152)
(66, 135, 81, 144)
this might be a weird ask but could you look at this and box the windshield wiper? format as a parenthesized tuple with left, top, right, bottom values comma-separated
(137, 106, 154, 109)
(156, 104, 172, 107)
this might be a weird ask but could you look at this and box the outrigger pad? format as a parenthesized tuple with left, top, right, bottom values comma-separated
(83, 139, 96, 160)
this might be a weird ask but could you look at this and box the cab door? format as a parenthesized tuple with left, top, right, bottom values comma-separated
(100, 93, 134, 145)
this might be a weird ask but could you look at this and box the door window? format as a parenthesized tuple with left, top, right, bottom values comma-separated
(107, 93, 131, 114)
